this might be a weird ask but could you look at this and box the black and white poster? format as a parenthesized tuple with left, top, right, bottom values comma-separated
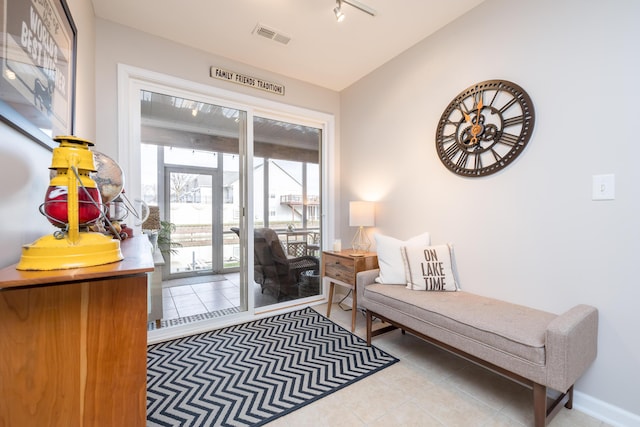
(0, 0, 76, 148)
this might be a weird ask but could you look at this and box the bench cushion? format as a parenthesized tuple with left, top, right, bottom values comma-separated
(363, 284, 557, 365)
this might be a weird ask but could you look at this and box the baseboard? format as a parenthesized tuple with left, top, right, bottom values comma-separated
(574, 391, 640, 427)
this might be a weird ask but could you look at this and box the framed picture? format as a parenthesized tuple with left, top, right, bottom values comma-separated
(0, 0, 76, 150)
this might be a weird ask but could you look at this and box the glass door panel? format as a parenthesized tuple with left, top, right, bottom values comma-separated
(140, 90, 246, 326)
(253, 116, 322, 309)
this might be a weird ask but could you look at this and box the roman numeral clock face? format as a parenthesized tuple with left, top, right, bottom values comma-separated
(435, 80, 535, 177)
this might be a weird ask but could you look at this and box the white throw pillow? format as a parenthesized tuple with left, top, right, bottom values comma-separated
(374, 232, 430, 284)
(401, 243, 458, 291)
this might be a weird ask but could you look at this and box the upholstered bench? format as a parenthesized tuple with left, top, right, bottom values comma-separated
(356, 269, 598, 427)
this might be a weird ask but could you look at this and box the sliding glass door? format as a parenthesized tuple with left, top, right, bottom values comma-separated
(140, 92, 242, 278)
(123, 69, 332, 332)
(252, 116, 322, 308)
(139, 91, 324, 318)
(140, 91, 245, 323)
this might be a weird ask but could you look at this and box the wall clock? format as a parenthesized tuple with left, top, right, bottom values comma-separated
(435, 79, 535, 177)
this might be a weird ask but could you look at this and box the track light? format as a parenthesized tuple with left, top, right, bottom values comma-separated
(334, 1, 345, 22)
(333, 0, 376, 22)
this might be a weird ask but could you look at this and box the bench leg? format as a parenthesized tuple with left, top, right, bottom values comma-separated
(534, 383, 575, 427)
(366, 309, 373, 346)
(351, 287, 357, 332)
(533, 383, 547, 427)
(565, 385, 574, 409)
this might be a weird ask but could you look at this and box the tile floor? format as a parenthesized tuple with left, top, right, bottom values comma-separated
(161, 273, 292, 321)
(162, 274, 243, 320)
(265, 303, 611, 427)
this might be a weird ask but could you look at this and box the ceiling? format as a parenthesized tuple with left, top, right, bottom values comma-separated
(91, 0, 485, 91)
(140, 90, 322, 162)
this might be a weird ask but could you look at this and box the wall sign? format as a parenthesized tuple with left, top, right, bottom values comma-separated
(210, 67, 285, 96)
(0, 0, 77, 150)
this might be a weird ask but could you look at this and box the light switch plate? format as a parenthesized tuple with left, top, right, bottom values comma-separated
(592, 174, 615, 200)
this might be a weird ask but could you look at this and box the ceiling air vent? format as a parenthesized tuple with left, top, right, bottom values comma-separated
(253, 23, 291, 45)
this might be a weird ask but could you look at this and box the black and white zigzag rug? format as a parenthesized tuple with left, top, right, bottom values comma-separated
(147, 307, 398, 426)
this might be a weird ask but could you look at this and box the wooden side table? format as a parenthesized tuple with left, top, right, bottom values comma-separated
(322, 250, 378, 332)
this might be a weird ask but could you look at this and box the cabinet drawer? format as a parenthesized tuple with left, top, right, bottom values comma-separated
(324, 255, 355, 285)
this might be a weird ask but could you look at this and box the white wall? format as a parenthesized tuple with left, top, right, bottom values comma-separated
(340, 0, 639, 422)
(66, 0, 96, 139)
(0, 0, 95, 267)
(94, 19, 340, 162)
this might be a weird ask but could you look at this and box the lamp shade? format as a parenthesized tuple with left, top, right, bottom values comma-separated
(349, 201, 375, 227)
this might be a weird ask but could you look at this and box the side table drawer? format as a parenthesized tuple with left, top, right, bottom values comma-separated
(324, 254, 355, 285)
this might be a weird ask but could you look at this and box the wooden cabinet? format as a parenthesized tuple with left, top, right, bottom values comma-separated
(322, 250, 378, 332)
(0, 236, 154, 427)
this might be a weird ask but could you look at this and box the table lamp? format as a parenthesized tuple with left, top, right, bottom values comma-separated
(349, 201, 374, 254)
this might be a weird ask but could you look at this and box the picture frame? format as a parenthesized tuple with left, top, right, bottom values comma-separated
(0, 0, 77, 150)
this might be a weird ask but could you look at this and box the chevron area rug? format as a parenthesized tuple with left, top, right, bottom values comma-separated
(146, 307, 398, 426)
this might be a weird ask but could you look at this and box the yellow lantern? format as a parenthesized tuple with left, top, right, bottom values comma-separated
(16, 136, 123, 271)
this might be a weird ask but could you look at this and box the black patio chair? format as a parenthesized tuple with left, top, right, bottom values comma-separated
(230, 227, 319, 300)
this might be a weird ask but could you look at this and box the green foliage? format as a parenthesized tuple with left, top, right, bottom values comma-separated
(158, 220, 182, 256)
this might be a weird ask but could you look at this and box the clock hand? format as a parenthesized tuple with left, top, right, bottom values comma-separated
(468, 98, 483, 146)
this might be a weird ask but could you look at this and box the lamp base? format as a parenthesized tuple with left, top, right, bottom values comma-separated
(17, 232, 123, 271)
(351, 226, 371, 254)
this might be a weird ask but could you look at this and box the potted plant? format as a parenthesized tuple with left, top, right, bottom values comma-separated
(157, 220, 181, 256)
